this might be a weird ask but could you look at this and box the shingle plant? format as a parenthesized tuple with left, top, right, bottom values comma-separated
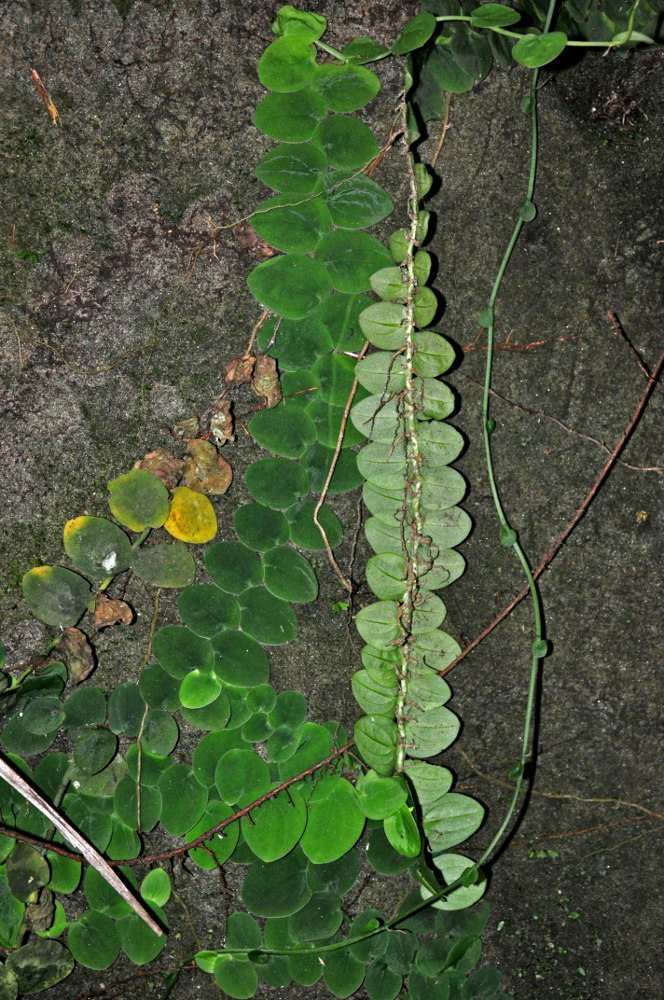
(0, 3, 659, 998)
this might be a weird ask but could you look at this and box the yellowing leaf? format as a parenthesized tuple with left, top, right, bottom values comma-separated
(163, 486, 217, 544)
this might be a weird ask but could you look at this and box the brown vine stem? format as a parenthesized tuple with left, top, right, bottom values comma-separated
(441, 345, 664, 677)
(313, 341, 371, 593)
(0, 740, 357, 868)
(0, 754, 162, 935)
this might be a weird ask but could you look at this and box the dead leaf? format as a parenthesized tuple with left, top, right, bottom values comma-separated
(169, 415, 200, 440)
(57, 628, 95, 684)
(134, 449, 185, 490)
(225, 354, 256, 385)
(30, 68, 60, 126)
(182, 438, 232, 495)
(94, 594, 134, 631)
(210, 399, 235, 447)
(235, 221, 276, 258)
(251, 355, 282, 409)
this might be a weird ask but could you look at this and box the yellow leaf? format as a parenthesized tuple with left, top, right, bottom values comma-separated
(163, 486, 217, 544)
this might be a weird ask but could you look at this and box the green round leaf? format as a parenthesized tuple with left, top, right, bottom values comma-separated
(187, 799, 240, 869)
(413, 331, 456, 378)
(357, 440, 406, 492)
(258, 36, 317, 92)
(158, 764, 207, 836)
(63, 516, 131, 579)
(450, 25, 493, 81)
(423, 854, 487, 910)
(211, 630, 270, 687)
(107, 468, 169, 531)
(289, 890, 343, 942)
(234, 503, 290, 550)
(324, 172, 394, 230)
(354, 715, 398, 776)
(356, 770, 408, 821)
(248, 253, 333, 320)
(313, 63, 380, 111)
(300, 776, 365, 863)
(242, 786, 307, 861)
(63, 687, 107, 734)
(113, 776, 161, 831)
(153, 625, 215, 680)
(366, 825, 413, 874)
(315, 290, 371, 352)
(286, 498, 343, 550)
(405, 705, 460, 759)
(249, 406, 316, 458)
(277, 721, 333, 781)
(246, 457, 310, 510)
(193, 728, 251, 787)
(263, 546, 318, 603)
(352, 668, 397, 717)
(130, 540, 195, 588)
(300, 442, 363, 494)
(215, 747, 270, 807)
(72, 729, 117, 775)
(255, 142, 327, 193)
(315, 230, 392, 293)
(391, 12, 436, 55)
(179, 669, 222, 709)
(181, 689, 231, 731)
(177, 584, 240, 637)
(253, 89, 328, 142)
(323, 948, 366, 998)
(355, 351, 407, 394)
(117, 909, 166, 964)
(67, 910, 120, 970)
(107, 682, 146, 736)
(312, 114, 378, 169)
(423, 792, 485, 855)
(250, 192, 332, 252)
(264, 313, 332, 369)
(313, 352, 357, 406)
(359, 301, 406, 349)
(205, 541, 264, 594)
(512, 31, 568, 68)
(242, 847, 311, 917)
(471, 4, 521, 28)
(126, 745, 172, 786)
(239, 586, 297, 645)
(213, 954, 258, 999)
(384, 804, 421, 858)
(141, 868, 171, 907)
(22, 566, 91, 628)
(351, 393, 401, 444)
(141, 709, 179, 756)
(139, 662, 181, 711)
(20, 696, 65, 736)
(273, 5, 327, 42)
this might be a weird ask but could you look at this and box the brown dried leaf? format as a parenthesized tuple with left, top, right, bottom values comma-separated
(225, 354, 256, 385)
(183, 438, 232, 495)
(169, 415, 200, 440)
(210, 400, 235, 447)
(251, 354, 282, 409)
(94, 594, 134, 631)
(134, 449, 185, 491)
(235, 221, 276, 258)
(57, 628, 95, 684)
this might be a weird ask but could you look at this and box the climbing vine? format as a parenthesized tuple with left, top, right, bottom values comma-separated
(0, 2, 660, 998)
